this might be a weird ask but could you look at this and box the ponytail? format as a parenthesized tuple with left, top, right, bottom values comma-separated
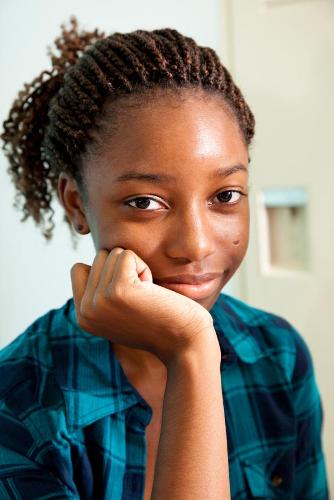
(1, 17, 105, 245)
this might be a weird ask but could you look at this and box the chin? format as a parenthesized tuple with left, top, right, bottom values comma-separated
(196, 288, 223, 310)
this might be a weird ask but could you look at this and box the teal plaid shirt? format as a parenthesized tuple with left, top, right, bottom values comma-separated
(0, 293, 329, 499)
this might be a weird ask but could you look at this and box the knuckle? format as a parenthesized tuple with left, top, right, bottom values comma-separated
(110, 283, 127, 302)
(111, 247, 125, 255)
(70, 263, 80, 275)
(92, 293, 107, 311)
(79, 298, 93, 320)
(99, 249, 109, 257)
(122, 249, 133, 258)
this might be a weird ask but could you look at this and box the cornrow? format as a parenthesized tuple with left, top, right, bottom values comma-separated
(1, 16, 255, 248)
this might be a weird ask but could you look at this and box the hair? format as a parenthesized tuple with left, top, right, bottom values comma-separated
(1, 16, 255, 249)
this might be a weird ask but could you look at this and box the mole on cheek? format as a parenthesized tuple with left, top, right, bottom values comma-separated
(233, 240, 240, 245)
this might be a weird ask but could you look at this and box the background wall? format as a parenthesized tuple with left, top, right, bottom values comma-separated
(1, 0, 332, 491)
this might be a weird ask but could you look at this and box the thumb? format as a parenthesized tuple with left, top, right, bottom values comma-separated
(113, 249, 153, 286)
(70, 262, 91, 314)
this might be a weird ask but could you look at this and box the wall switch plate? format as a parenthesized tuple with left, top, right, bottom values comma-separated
(257, 187, 310, 275)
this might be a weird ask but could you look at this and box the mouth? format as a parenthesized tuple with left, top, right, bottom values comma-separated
(155, 276, 223, 300)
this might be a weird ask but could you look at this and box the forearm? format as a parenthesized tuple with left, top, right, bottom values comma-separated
(151, 333, 230, 499)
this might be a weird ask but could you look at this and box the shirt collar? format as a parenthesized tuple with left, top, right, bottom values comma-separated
(210, 293, 265, 364)
(51, 294, 265, 429)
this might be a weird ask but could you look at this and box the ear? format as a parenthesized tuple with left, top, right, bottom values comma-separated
(57, 173, 90, 235)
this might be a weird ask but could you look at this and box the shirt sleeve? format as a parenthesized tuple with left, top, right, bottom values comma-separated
(0, 468, 79, 499)
(291, 330, 329, 499)
(0, 410, 79, 500)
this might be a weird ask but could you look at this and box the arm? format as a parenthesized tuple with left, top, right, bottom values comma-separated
(151, 331, 230, 500)
(292, 332, 329, 499)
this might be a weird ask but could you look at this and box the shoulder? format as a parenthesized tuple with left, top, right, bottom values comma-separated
(0, 299, 73, 448)
(0, 297, 73, 380)
(213, 293, 313, 383)
(218, 292, 295, 331)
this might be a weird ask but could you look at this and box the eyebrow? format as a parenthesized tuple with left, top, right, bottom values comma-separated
(114, 163, 248, 184)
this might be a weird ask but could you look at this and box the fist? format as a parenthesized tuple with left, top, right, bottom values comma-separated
(70, 247, 216, 366)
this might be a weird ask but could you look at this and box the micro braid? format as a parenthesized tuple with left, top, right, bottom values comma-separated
(1, 16, 255, 248)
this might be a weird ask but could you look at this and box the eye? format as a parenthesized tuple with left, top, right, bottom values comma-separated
(124, 196, 165, 210)
(123, 190, 247, 212)
(212, 190, 246, 205)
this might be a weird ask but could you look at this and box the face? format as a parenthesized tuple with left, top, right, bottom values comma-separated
(58, 90, 250, 311)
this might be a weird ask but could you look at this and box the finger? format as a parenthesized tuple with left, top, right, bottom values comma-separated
(111, 249, 152, 289)
(96, 247, 127, 293)
(70, 262, 91, 317)
(83, 249, 110, 301)
(85, 247, 125, 303)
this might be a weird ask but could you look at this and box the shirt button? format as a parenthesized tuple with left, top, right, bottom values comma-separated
(271, 474, 283, 487)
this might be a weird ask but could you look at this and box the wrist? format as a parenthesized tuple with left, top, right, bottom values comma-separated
(166, 328, 221, 372)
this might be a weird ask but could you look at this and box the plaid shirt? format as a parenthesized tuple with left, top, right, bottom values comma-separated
(0, 293, 329, 499)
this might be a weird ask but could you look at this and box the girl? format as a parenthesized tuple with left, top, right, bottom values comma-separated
(0, 17, 328, 499)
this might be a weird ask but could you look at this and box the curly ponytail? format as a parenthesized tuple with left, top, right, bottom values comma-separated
(1, 16, 255, 248)
(1, 17, 105, 245)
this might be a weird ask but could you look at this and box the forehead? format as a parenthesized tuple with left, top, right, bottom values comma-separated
(85, 91, 249, 185)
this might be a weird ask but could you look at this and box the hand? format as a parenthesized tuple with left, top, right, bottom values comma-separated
(70, 247, 216, 366)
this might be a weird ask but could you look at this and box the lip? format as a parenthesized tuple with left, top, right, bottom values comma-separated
(155, 274, 223, 300)
(154, 273, 223, 285)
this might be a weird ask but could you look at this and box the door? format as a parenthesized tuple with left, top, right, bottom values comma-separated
(221, 0, 334, 490)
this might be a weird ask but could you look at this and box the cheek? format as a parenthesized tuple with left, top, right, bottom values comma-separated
(219, 215, 249, 261)
(232, 225, 249, 252)
(232, 227, 249, 247)
(217, 213, 249, 244)
(233, 233, 249, 258)
(98, 224, 161, 256)
(221, 223, 249, 281)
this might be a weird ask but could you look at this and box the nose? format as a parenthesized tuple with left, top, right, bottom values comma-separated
(164, 203, 216, 262)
